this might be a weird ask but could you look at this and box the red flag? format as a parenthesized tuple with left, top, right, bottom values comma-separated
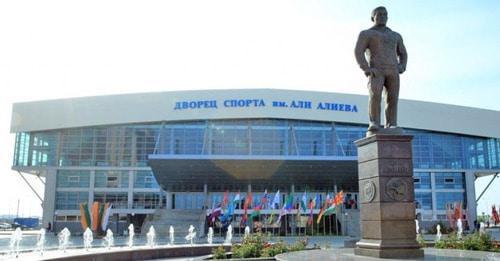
(223, 190, 229, 208)
(492, 205, 500, 225)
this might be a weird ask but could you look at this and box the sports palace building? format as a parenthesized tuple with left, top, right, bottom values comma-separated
(10, 89, 500, 236)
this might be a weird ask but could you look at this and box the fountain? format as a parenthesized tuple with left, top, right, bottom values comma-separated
(207, 227, 214, 244)
(128, 224, 135, 248)
(83, 228, 93, 251)
(169, 226, 174, 245)
(415, 219, 420, 235)
(9, 227, 23, 257)
(104, 229, 114, 249)
(35, 228, 46, 255)
(58, 227, 71, 252)
(479, 222, 486, 235)
(185, 225, 196, 246)
(244, 226, 250, 239)
(457, 218, 463, 239)
(224, 224, 233, 245)
(147, 226, 156, 247)
(436, 224, 442, 241)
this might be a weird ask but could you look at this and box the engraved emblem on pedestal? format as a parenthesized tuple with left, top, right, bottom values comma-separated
(363, 181, 376, 202)
(385, 177, 407, 201)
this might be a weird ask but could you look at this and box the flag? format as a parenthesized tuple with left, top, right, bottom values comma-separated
(317, 196, 336, 224)
(211, 204, 223, 223)
(307, 198, 315, 225)
(271, 190, 280, 209)
(233, 191, 241, 204)
(275, 207, 287, 225)
(261, 190, 268, 209)
(318, 204, 337, 223)
(446, 203, 455, 228)
(98, 203, 105, 231)
(240, 213, 248, 227)
(268, 212, 275, 225)
(333, 191, 344, 206)
(244, 192, 253, 210)
(233, 191, 241, 209)
(101, 203, 112, 231)
(492, 205, 499, 225)
(79, 203, 90, 230)
(301, 192, 308, 212)
(223, 190, 229, 208)
(220, 202, 234, 224)
(285, 193, 294, 211)
(250, 205, 262, 220)
(454, 202, 462, 220)
(91, 202, 100, 231)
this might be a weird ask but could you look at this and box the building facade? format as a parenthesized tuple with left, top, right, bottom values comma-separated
(10, 89, 500, 235)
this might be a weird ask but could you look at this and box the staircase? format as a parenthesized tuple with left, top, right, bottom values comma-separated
(141, 209, 207, 237)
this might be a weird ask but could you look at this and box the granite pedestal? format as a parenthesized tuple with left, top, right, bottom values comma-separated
(354, 134, 423, 259)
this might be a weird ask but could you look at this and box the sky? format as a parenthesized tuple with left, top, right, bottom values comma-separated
(0, 0, 499, 217)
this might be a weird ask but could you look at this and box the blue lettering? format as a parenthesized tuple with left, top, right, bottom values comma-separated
(352, 105, 358, 112)
(174, 102, 182, 110)
(273, 101, 287, 107)
(317, 102, 325, 110)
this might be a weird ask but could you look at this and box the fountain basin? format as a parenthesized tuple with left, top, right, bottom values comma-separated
(25, 244, 231, 261)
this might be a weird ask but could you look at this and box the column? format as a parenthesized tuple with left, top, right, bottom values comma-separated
(290, 184, 296, 235)
(89, 170, 95, 204)
(430, 172, 437, 220)
(128, 170, 134, 209)
(42, 169, 57, 231)
(465, 171, 477, 231)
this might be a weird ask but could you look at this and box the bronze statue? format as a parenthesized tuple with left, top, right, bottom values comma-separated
(355, 6, 407, 135)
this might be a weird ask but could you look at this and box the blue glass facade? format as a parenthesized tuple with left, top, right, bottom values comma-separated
(12, 119, 500, 220)
(14, 119, 500, 169)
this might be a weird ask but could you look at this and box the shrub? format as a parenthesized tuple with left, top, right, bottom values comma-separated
(416, 234, 426, 247)
(434, 232, 464, 249)
(262, 241, 288, 257)
(435, 231, 494, 252)
(232, 233, 308, 258)
(232, 233, 265, 258)
(463, 232, 492, 251)
(212, 245, 226, 259)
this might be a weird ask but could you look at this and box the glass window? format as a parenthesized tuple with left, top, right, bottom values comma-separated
(435, 192, 466, 210)
(94, 192, 128, 209)
(57, 170, 90, 188)
(133, 192, 161, 209)
(435, 172, 465, 189)
(95, 170, 129, 188)
(415, 192, 432, 210)
(56, 192, 88, 210)
(134, 171, 160, 189)
(413, 172, 431, 189)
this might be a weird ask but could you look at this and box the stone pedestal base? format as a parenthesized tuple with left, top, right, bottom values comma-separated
(354, 134, 423, 259)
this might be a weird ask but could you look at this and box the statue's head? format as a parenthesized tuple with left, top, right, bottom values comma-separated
(371, 6, 388, 26)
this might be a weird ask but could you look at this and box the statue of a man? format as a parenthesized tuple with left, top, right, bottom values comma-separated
(355, 6, 407, 135)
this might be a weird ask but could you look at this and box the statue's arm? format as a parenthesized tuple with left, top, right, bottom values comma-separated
(354, 32, 370, 72)
(397, 34, 408, 73)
